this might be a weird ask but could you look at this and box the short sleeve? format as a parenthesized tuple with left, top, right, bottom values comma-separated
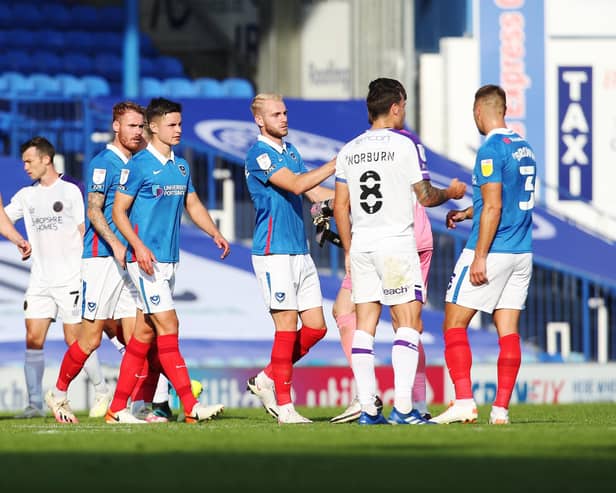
(87, 160, 108, 194)
(118, 159, 141, 197)
(3, 189, 24, 223)
(475, 142, 503, 186)
(246, 148, 279, 185)
(69, 184, 85, 224)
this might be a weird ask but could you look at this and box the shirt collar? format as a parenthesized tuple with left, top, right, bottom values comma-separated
(106, 143, 129, 164)
(485, 127, 514, 140)
(147, 142, 175, 165)
(258, 134, 287, 154)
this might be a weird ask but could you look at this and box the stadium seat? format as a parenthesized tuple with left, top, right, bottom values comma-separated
(157, 56, 185, 78)
(19, 3, 44, 28)
(97, 32, 123, 54)
(140, 77, 166, 98)
(5, 51, 35, 73)
(30, 51, 63, 75)
(28, 73, 63, 97)
(4, 72, 36, 97)
(39, 29, 66, 53)
(5, 29, 37, 50)
(81, 76, 111, 97)
(64, 31, 96, 55)
(56, 74, 87, 97)
(140, 57, 157, 78)
(140, 33, 158, 57)
(98, 6, 124, 32)
(0, 4, 12, 29)
(162, 77, 200, 98)
(40, 3, 72, 30)
(221, 78, 255, 98)
(69, 5, 99, 31)
(193, 77, 225, 98)
(62, 53, 95, 76)
(94, 53, 122, 82)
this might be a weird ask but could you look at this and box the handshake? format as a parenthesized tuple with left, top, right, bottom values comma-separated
(310, 199, 342, 248)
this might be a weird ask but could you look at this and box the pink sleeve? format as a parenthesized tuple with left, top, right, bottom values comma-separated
(413, 201, 433, 251)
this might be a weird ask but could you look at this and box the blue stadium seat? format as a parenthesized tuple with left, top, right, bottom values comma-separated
(81, 75, 111, 97)
(5, 51, 35, 73)
(16, 3, 43, 29)
(28, 73, 63, 97)
(4, 72, 36, 97)
(140, 57, 157, 78)
(30, 51, 63, 75)
(5, 29, 37, 50)
(162, 77, 200, 98)
(140, 77, 166, 98)
(40, 2, 71, 30)
(221, 78, 255, 98)
(140, 33, 158, 57)
(56, 74, 87, 97)
(69, 5, 99, 31)
(157, 56, 185, 78)
(0, 4, 12, 29)
(193, 77, 226, 98)
(98, 6, 124, 32)
(63, 53, 95, 76)
(39, 29, 66, 53)
(97, 32, 123, 54)
(64, 31, 96, 55)
(94, 53, 122, 81)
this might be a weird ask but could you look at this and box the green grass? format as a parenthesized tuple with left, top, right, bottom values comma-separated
(1, 404, 615, 492)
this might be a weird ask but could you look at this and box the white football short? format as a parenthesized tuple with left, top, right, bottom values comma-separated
(127, 261, 177, 314)
(445, 248, 532, 312)
(350, 249, 425, 306)
(82, 257, 138, 320)
(251, 254, 323, 311)
(24, 275, 82, 324)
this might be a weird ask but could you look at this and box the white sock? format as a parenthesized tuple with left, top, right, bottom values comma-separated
(391, 327, 420, 414)
(153, 374, 169, 404)
(24, 349, 44, 409)
(351, 330, 377, 414)
(108, 336, 125, 354)
(83, 350, 108, 394)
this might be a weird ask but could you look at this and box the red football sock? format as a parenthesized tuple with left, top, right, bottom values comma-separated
(444, 327, 473, 399)
(494, 333, 521, 409)
(132, 344, 164, 403)
(56, 342, 90, 392)
(157, 334, 197, 414)
(263, 325, 325, 379)
(110, 338, 150, 413)
(270, 331, 298, 405)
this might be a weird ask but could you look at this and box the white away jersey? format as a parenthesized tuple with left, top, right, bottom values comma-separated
(4, 177, 84, 286)
(335, 128, 430, 252)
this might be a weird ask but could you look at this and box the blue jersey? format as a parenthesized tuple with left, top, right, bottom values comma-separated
(245, 135, 308, 255)
(118, 144, 195, 263)
(83, 145, 128, 258)
(466, 128, 536, 253)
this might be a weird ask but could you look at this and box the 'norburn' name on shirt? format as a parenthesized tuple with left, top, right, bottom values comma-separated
(345, 151, 395, 165)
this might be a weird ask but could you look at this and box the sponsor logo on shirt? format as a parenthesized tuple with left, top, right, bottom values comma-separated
(92, 168, 106, 185)
(481, 159, 493, 177)
(53, 201, 63, 212)
(152, 184, 164, 198)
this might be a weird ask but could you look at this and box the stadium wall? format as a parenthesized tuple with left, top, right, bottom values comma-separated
(1, 363, 614, 413)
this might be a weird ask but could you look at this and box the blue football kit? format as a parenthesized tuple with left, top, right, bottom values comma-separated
(245, 135, 309, 255)
(466, 128, 536, 253)
(118, 143, 194, 263)
(82, 144, 128, 259)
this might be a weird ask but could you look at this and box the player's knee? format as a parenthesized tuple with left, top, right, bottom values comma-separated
(25, 333, 44, 349)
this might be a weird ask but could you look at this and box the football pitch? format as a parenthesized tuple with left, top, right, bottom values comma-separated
(1, 403, 614, 492)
